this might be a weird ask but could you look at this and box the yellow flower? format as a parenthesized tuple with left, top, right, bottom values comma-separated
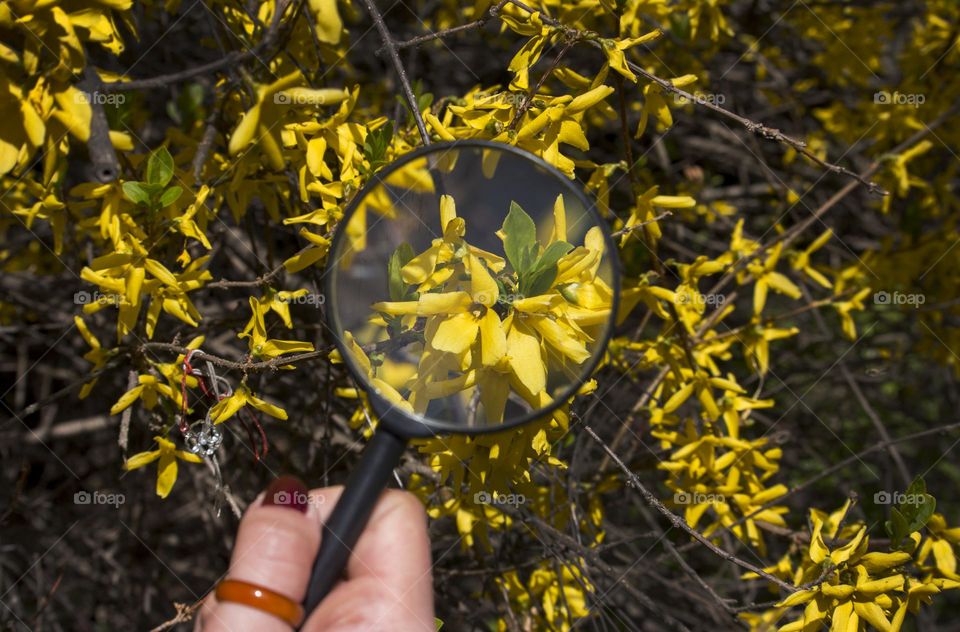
(621, 185, 695, 245)
(124, 436, 202, 499)
(601, 30, 662, 83)
(339, 331, 413, 413)
(361, 193, 612, 422)
(790, 229, 833, 289)
(74, 315, 112, 398)
(834, 287, 872, 340)
(748, 243, 802, 315)
(80, 252, 211, 340)
(209, 383, 288, 424)
(227, 70, 348, 170)
(175, 185, 213, 249)
(110, 373, 179, 414)
(916, 514, 960, 580)
(239, 296, 315, 360)
(742, 320, 800, 376)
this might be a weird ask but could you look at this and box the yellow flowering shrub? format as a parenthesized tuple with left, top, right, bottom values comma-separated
(2, 0, 960, 629)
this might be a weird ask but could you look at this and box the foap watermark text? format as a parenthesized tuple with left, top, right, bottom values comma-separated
(75, 490, 125, 507)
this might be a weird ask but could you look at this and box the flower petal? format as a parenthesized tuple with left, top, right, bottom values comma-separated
(431, 312, 480, 355)
(479, 308, 507, 366)
(507, 321, 546, 396)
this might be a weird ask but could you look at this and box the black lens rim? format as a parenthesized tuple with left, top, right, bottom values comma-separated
(322, 139, 621, 436)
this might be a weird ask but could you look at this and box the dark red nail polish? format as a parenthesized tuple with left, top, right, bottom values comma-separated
(262, 476, 309, 513)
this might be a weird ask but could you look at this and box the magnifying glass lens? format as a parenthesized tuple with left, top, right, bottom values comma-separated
(326, 143, 617, 432)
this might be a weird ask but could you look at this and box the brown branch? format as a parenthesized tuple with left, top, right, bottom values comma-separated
(390, 0, 510, 51)
(393, 21, 485, 51)
(359, 0, 431, 145)
(610, 211, 674, 239)
(191, 100, 222, 182)
(625, 60, 887, 195)
(25, 415, 116, 443)
(137, 342, 330, 371)
(149, 601, 203, 632)
(628, 496, 741, 621)
(4, 365, 116, 423)
(205, 249, 301, 289)
(508, 38, 576, 131)
(79, 64, 121, 182)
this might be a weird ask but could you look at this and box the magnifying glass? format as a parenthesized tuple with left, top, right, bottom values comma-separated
(304, 139, 620, 615)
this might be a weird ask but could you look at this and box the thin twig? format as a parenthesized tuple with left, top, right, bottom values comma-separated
(841, 352, 911, 487)
(191, 101, 222, 182)
(149, 601, 203, 632)
(360, 0, 431, 145)
(205, 250, 301, 289)
(584, 424, 797, 593)
(390, 0, 509, 51)
(137, 343, 330, 371)
(630, 496, 741, 621)
(508, 39, 575, 131)
(4, 365, 116, 423)
(610, 211, 674, 238)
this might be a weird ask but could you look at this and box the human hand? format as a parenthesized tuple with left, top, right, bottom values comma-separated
(197, 477, 434, 631)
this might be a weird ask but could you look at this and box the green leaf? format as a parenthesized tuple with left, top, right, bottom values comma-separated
(165, 100, 181, 126)
(516, 237, 571, 297)
(669, 11, 691, 40)
(901, 478, 936, 533)
(122, 181, 151, 205)
(435, 617, 443, 630)
(142, 183, 165, 196)
(897, 477, 936, 533)
(146, 146, 175, 187)
(908, 494, 936, 534)
(167, 84, 206, 128)
(363, 122, 393, 173)
(502, 201, 537, 277)
(534, 240, 572, 272)
(418, 91, 434, 115)
(184, 83, 205, 110)
(524, 265, 558, 297)
(494, 276, 509, 303)
(397, 79, 434, 129)
(885, 507, 909, 547)
(906, 476, 926, 499)
(388, 242, 415, 301)
(159, 186, 183, 208)
(885, 477, 937, 547)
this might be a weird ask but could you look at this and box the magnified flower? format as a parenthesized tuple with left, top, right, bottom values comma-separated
(358, 192, 612, 422)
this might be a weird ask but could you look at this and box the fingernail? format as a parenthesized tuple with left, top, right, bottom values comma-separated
(262, 476, 309, 513)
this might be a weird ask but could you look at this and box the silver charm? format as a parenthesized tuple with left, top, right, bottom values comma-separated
(185, 422, 223, 457)
(181, 352, 230, 458)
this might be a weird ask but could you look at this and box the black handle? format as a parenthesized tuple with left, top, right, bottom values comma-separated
(302, 429, 408, 620)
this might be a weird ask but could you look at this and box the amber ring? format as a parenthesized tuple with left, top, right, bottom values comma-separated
(215, 579, 304, 627)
